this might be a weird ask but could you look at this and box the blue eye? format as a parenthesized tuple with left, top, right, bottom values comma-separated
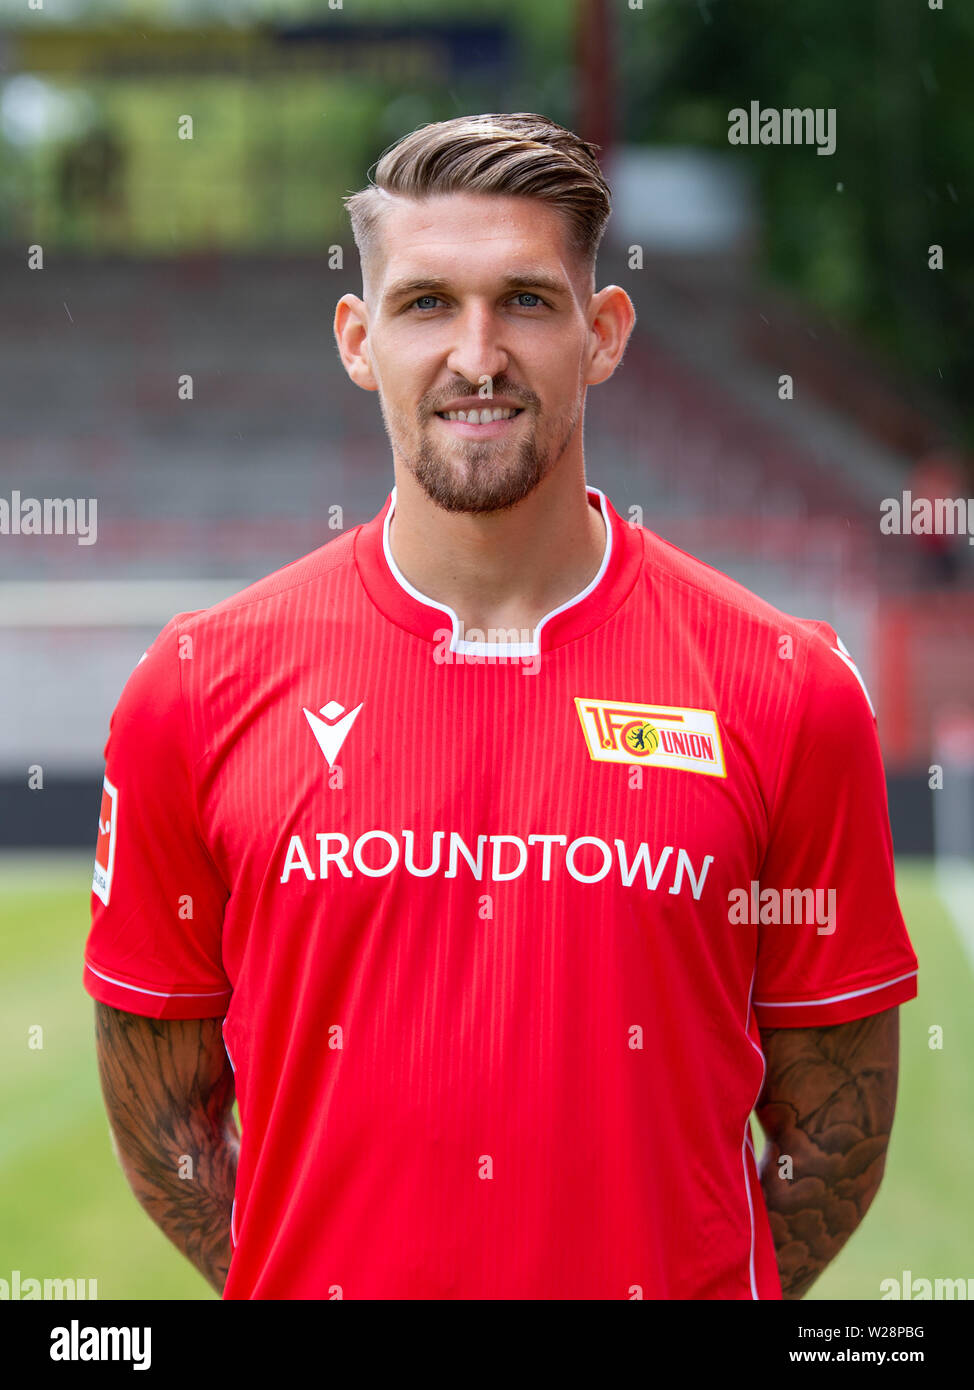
(410, 292, 545, 311)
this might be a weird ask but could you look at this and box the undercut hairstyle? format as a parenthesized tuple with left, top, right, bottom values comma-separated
(343, 113, 612, 293)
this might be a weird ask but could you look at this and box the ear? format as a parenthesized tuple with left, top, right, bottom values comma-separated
(334, 293, 379, 392)
(584, 285, 637, 387)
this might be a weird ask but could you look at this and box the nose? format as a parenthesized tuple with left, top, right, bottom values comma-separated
(445, 301, 509, 390)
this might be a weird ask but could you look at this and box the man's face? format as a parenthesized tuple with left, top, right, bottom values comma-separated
(361, 193, 592, 514)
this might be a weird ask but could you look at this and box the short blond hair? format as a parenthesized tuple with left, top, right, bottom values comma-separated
(343, 112, 611, 286)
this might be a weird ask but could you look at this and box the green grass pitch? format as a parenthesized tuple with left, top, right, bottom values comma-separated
(0, 853, 967, 1301)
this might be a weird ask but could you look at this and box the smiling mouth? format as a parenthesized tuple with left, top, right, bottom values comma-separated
(435, 407, 524, 423)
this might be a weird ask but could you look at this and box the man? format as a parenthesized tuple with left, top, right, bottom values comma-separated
(85, 113, 918, 1300)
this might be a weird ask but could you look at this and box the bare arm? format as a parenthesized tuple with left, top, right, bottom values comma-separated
(755, 1006, 899, 1300)
(94, 1001, 239, 1296)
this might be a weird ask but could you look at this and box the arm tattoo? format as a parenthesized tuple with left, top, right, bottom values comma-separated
(755, 1007, 899, 1300)
(94, 1002, 239, 1295)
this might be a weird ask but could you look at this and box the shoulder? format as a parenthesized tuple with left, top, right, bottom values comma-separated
(635, 525, 872, 706)
(637, 525, 808, 641)
(115, 527, 361, 716)
(629, 525, 879, 782)
(174, 525, 361, 639)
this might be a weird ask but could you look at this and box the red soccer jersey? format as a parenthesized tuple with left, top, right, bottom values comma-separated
(84, 486, 918, 1299)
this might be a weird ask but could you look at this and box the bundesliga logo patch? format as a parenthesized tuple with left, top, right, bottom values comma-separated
(574, 698, 726, 778)
(92, 775, 118, 905)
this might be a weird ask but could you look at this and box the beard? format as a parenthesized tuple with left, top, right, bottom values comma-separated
(384, 386, 581, 515)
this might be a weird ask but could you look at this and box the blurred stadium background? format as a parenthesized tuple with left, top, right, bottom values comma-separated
(1, 0, 972, 1300)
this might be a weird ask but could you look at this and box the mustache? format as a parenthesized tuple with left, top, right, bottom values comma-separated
(422, 382, 540, 415)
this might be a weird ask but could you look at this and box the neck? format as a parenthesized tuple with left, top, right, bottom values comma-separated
(387, 465, 607, 641)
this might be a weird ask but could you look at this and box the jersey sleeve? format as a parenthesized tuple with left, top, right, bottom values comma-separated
(752, 622, 918, 1028)
(83, 613, 232, 1020)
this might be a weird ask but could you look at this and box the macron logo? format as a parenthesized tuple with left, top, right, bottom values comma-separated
(303, 699, 363, 768)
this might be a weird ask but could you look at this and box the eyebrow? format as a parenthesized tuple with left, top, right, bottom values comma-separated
(381, 271, 571, 307)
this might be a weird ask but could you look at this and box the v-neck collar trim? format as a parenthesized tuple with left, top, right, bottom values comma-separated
(355, 484, 643, 655)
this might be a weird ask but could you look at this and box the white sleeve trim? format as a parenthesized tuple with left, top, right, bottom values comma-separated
(754, 969, 917, 1009)
(86, 961, 230, 1000)
(831, 635, 876, 719)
